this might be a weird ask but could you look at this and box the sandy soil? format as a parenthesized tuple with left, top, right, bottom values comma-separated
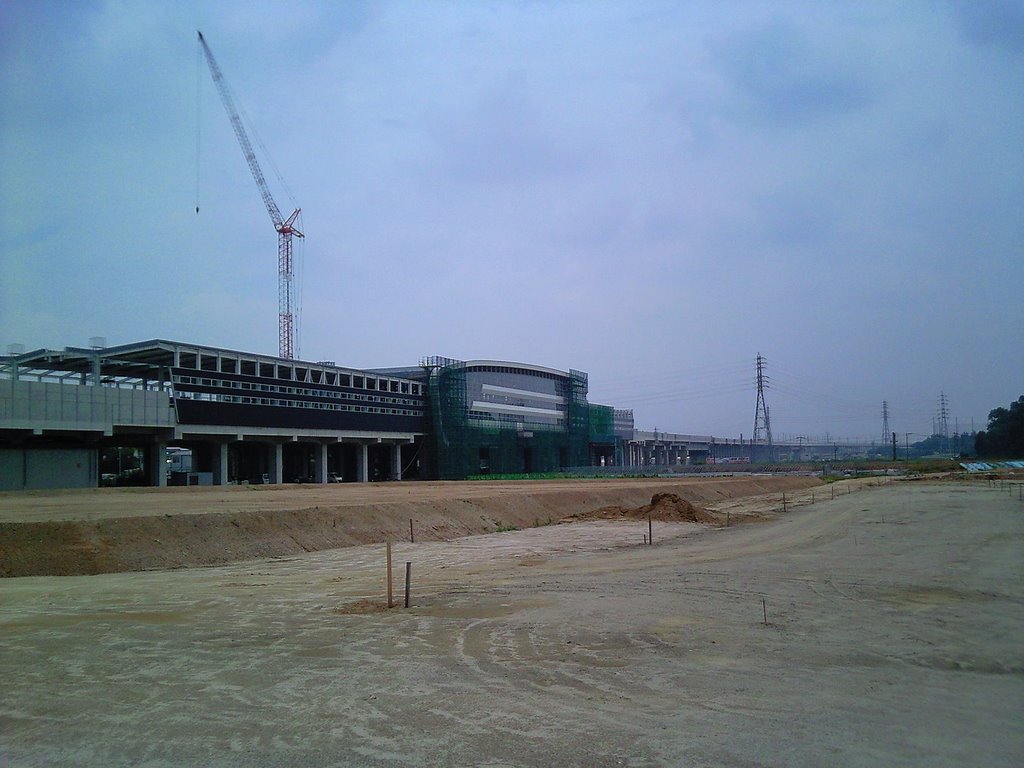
(1, 478, 1021, 766)
(0, 476, 824, 524)
(0, 476, 823, 576)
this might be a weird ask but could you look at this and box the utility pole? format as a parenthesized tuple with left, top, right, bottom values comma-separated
(752, 354, 773, 463)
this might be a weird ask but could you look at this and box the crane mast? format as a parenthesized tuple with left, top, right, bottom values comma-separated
(198, 31, 303, 360)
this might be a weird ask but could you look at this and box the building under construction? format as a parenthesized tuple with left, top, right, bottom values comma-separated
(397, 358, 616, 479)
(0, 340, 633, 490)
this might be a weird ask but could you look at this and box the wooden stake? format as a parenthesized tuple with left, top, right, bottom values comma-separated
(782, 492, 787, 513)
(386, 541, 394, 608)
(762, 598, 768, 625)
(726, 510, 730, 527)
(404, 562, 411, 608)
(409, 518, 414, 543)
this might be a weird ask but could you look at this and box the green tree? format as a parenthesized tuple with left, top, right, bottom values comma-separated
(975, 395, 1024, 458)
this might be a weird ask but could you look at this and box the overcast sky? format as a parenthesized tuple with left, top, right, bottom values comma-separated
(2, 1, 1022, 442)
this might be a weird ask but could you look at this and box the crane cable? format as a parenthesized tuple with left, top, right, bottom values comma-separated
(195, 39, 202, 215)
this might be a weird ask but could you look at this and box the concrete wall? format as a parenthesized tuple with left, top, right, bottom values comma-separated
(1, 379, 174, 431)
(0, 448, 98, 491)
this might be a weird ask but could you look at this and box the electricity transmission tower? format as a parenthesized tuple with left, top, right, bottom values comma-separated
(938, 392, 950, 455)
(752, 354, 773, 461)
(882, 400, 890, 443)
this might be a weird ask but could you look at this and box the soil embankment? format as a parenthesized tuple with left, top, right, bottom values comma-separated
(0, 476, 820, 576)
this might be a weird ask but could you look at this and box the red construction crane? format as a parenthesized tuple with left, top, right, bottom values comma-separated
(198, 30, 303, 360)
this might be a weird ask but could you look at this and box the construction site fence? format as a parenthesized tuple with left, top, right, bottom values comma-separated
(557, 464, 905, 478)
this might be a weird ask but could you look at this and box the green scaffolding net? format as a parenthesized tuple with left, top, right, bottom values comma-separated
(422, 358, 593, 479)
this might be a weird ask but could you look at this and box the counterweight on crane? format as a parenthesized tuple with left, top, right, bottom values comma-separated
(198, 30, 303, 360)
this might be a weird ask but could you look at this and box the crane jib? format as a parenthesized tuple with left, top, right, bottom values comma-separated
(197, 30, 302, 360)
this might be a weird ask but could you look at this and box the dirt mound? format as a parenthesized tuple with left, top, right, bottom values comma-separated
(646, 492, 719, 523)
(1, 476, 822, 576)
(561, 492, 718, 525)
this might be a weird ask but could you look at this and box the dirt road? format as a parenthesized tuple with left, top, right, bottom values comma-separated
(1, 480, 1021, 766)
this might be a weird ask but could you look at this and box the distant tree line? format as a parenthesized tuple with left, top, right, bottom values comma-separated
(912, 432, 975, 458)
(865, 432, 975, 460)
(975, 395, 1024, 458)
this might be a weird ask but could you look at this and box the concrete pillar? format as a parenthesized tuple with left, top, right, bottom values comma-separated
(149, 442, 167, 487)
(314, 442, 328, 484)
(269, 443, 283, 485)
(356, 443, 369, 483)
(213, 442, 229, 485)
(391, 443, 402, 481)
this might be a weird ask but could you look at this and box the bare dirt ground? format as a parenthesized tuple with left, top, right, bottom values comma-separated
(1, 479, 1022, 767)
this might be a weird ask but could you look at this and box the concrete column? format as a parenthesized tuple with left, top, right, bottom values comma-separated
(391, 443, 402, 481)
(314, 442, 328, 484)
(269, 443, 283, 485)
(356, 443, 369, 483)
(149, 442, 167, 487)
(213, 442, 229, 485)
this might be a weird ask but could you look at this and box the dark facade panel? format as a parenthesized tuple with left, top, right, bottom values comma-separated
(175, 401, 426, 433)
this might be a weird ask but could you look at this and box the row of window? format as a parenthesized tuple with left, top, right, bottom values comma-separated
(481, 394, 565, 410)
(176, 390, 424, 417)
(468, 365, 563, 383)
(468, 410, 564, 427)
(178, 358, 421, 395)
(173, 375, 422, 407)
